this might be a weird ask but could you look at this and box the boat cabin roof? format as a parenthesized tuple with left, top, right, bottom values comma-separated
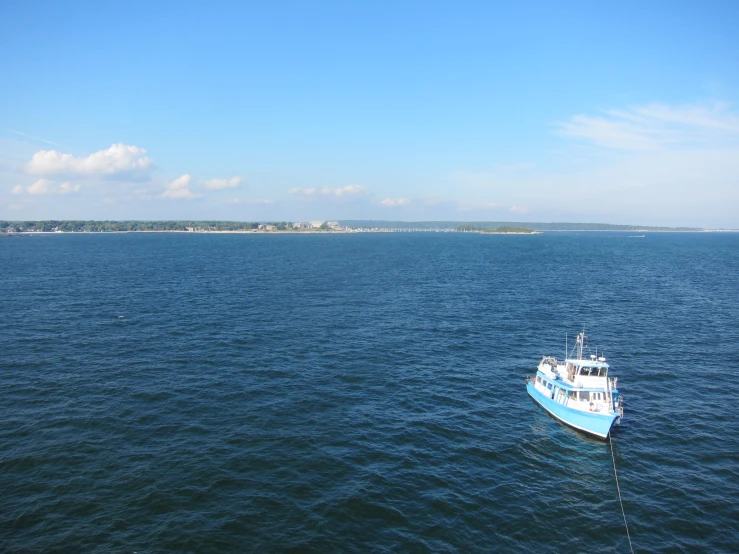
(565, 358, 609, 369)
(536, 372, 617, 393)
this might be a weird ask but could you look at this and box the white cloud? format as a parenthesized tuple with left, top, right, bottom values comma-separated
(333, 184, 365, 196)
(59, 181, 80, 194)
(556, 101, 739, 150)
(13, 179, 81, 195)
(160, 174, 201, 199)
(509, 205, 528, 214)
(26, 143, 152, 178)
(380, 197, 410, 207)
(290, 184, 367, 197)
(27, 178, 53, 195)
(205, 176, 242, 190)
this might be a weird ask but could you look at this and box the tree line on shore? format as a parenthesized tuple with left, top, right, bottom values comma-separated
(0, 220, 295, 233)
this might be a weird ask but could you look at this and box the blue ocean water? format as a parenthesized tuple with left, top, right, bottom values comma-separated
(1, 232, 738, 552)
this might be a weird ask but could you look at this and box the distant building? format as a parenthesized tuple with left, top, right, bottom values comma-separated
(264, 225, 276, 231)
(310, 221, 325, 229)
(327, 221, 340, 229)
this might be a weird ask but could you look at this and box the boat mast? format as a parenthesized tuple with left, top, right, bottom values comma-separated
(577, 330, 585, 360)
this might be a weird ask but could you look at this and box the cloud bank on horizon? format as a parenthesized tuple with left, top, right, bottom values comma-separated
(1, 3, 738, 227)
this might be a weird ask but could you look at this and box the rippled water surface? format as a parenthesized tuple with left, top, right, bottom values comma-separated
(1, 232, 738, 552)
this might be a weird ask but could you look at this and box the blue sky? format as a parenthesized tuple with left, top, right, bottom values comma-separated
(1, 1, 738, 226)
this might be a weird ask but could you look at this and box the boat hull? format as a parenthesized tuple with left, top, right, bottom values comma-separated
(527, 382, 618, 439)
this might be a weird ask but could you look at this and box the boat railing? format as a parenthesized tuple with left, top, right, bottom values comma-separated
(606, 377, 614, 412)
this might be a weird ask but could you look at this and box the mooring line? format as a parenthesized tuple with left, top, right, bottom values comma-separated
(609, 433, 634, 554)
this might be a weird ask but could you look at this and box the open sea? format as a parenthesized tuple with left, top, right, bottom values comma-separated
(1, 231, 738, 553)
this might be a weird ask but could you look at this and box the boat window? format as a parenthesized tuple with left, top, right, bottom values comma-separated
(579, 391, 590, 401)
(547, 383, 553, 390)
(568, 391, 577, 400)
(536, 376, 541, 384)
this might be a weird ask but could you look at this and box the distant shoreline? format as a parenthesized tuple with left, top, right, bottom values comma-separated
(4, 229, 737, 236)
(3, 229, 543, 235)
(5, 220, 731, 234)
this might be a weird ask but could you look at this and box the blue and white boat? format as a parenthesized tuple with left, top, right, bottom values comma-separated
(526, 332, 624, 439)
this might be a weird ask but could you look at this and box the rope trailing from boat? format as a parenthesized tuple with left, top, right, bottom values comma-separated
(609, 433, 634, 554)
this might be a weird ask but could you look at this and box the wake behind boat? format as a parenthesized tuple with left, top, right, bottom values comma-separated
(526, 331, 624, 438)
